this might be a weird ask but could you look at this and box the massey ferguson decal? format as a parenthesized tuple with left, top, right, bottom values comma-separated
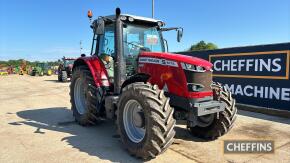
(139, 57, 179, 67)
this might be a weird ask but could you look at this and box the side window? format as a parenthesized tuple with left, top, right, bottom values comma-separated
(99, 25, 115, 56)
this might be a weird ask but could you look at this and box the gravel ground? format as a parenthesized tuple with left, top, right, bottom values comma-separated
(0, 75, 289, 163)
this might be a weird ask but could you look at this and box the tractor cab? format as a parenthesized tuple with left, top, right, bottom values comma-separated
(62, 57, 75, 68)
(89, 10, 183, 93)
(97, 16, 164, 76)
(58, 57, 76, 82)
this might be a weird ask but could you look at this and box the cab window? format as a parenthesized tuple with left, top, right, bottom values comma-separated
(99, 25, 115, 57)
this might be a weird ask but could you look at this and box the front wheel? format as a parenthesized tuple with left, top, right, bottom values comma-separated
(189, 82, 237, 140)
(61, 71, 68, 82)
(117, 82, 176, 159)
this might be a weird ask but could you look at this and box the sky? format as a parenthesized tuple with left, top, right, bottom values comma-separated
(0, 0, 289, 61)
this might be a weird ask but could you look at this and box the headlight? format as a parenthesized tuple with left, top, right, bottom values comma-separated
(120, 16, 127, 21)
(181, 63, 206, 72)
(157, 21, 165, 27)
(128, 17, 134, 22)
(188, 83, 204, 92)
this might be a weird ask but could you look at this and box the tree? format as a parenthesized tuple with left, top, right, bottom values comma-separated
(0, 59, 60, 67)
(188, 41, 218, 51)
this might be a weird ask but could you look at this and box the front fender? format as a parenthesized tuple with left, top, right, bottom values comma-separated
(73, 56, 110, 87)
(121, 73, 151, 90)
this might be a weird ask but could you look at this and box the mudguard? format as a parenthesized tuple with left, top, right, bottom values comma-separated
(73, 56, 110, 87)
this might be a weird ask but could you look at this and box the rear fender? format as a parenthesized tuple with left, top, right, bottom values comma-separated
(73, 56, 110, 87)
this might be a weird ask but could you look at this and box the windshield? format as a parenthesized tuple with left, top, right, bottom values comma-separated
(123, 24, 164, 56)
(64, 60, 74, 66)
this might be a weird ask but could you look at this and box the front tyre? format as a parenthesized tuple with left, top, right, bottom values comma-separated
(189, 82, 237, 140)
(61, 71, 68, 82)
(70, 66, 103, 126)
(117, 82, 176, 160)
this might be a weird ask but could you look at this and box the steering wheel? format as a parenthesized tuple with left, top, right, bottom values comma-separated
(126, 41, 143, 55)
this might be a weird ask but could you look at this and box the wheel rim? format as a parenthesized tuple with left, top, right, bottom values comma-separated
(74, 78, 86, 115)
(123, 99, 146, 143)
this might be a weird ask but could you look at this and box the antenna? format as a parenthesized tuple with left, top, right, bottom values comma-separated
(80, 40, 83, 54)
(152, 0, 154, 18)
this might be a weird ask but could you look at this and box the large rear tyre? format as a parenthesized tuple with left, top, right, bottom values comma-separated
(117, 82, 176, 160)
(70, 66, 103, 126)
(61, 71, 68, 82)
(189, 82, 237, 140)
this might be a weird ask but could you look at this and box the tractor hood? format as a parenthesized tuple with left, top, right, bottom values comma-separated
(140, 52, 213, 70)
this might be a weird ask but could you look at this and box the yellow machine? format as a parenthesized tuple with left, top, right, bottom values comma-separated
(0, 65, 9, 76)
(19, 60, 28, 75)
(0, 70, 8, 76)
(47, 69, 53, 76)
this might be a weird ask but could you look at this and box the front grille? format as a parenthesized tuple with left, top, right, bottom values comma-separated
(184, 70, 212, 92)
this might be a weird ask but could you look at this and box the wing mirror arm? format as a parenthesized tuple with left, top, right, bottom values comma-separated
(164, 39, 169, 52)
(160, 27, 183, 42)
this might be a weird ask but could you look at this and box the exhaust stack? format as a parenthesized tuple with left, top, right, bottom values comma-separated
(114, 8, 126, 94)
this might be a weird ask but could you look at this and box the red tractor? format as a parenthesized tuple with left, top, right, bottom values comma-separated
(70, 8, 237, 159)
(58, 57, 76, 82)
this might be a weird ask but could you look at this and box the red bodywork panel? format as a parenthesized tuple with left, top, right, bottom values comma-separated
(140, 52, 212, 70)
(74, 56, 110, 87)
(138, 52, 213, 98)
(75, 52, 213, 99)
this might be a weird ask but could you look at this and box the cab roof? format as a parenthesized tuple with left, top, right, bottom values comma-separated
(63, 58, 76, 60)
(100, 14, 164, 26)
(105, 14, 162, 22)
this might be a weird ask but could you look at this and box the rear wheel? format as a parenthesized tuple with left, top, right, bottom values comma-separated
(58, 70, 62, 81)
(189, 82, 237, 140)
(70, 66, 103, 125)
(117, 82, 176, 159)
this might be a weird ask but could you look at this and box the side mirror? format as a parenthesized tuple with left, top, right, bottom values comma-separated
(177, 28, 183, 42)
(96, 19, 105, 35)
